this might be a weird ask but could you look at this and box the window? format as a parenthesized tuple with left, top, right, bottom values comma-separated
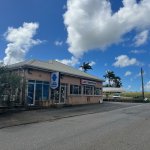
(28, 80, 35, 83)
(28, 80, 50, 101)
(83, 85, 93, 95)
(35, 83, 42, 100)
(94, 88, 102, 95)
(70, 85, 81, 95)
(43, 84, 49, 100)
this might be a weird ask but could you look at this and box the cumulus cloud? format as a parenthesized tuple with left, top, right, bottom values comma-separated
(54, 40, 63, 46)
(125, 71, 132, 76)
(113, 55, 139, 67)
(145, 81, 150, 91)
(89, 61, 96, 66)
(130, 49, 146, 54)
(134, 30, 149, 47)
(0, 60, 3, 66)
(64, 0, 150, 57)
(3, 22, 42, 65)
(56, 56, 79, 67)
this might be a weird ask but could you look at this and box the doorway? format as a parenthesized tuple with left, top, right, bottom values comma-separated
(51, 84, 67, 104)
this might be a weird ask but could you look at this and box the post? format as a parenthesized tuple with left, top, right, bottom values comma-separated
(141, 68, 145, 100)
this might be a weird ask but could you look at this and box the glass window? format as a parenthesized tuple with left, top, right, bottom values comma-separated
(94, 88, 99, 95)
(70, 85, 81, 95)
(94, 88, 101, 95)
(43, 81, 49, 84)
(35, 83, 42, 100)
(83, 85, 93, 95)
(43, 84, 49, 100)
(28, 80, 50, 102)
(36, 81, 43, 84)
(28, 80, 35, 83)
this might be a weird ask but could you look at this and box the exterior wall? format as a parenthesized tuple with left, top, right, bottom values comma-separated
(24, 68, 103, 106)
(68, 96, 102, 105)
(60, 75, 103, 105)
(25, 69, 50, 81)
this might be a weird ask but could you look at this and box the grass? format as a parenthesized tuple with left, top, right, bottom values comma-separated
(121, 92, 150, 99)
(103, 92, 150, 103)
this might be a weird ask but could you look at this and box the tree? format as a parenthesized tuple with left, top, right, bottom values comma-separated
(0, 66, 21, 106)
(103, 70, 122, 87)
(103, 70, 115, 87)
(80, 62, 92, 72)
(112, 76, 122, 87)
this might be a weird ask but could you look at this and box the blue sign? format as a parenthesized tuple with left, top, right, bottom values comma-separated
(50, 72, 60, 89)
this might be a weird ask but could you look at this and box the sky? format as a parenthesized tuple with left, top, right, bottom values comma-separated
(0, 0, 150, 92)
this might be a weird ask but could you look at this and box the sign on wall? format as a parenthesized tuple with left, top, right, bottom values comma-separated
(50, 72, 60, 89)
(81, 79, 96, 86)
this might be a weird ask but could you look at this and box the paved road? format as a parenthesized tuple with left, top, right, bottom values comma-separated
(0, 102, 139, 128)
(0, 103, 150, 150)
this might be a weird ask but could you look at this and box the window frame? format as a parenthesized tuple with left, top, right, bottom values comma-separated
(83, 85, 94, 96)
(70, 84, 81, 95)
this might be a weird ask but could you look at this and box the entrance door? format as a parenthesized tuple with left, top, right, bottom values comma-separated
(27, 83, 35, 105)
(60, 84, 67, 103)
(50, 84, 67, 104)
(51, 89, 59, 104)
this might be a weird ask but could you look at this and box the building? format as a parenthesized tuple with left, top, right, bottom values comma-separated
(8, 60, 104, 107)
(103, 87, 125, 98)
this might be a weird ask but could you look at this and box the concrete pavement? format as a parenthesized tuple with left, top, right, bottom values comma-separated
(0, 102, 139, 129)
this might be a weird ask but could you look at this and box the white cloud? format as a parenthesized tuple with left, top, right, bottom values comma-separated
(3, 22, 42, 65)
(64, 0, 150, 58)
(130, 49, 146, 54)
(145, 81, 150, 91)
(125, 71, 132, 76)
(56, 56, 79, 67)
(127, 85, 132, 90)
(89, 61, 96, 66)
(104, 63, 108, 66)
(54, 40, 63, 46)
(113, 55, 139, 67)
(134, 30, 149, 47)
(136, 70, 146, 78)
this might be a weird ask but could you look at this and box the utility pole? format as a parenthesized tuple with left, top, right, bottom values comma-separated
(141, 68, 145, 100)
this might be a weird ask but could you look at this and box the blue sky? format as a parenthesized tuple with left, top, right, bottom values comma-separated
(0, 0, 150, 92)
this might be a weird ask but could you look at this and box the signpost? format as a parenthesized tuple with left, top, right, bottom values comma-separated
(50, 72, 60, 89)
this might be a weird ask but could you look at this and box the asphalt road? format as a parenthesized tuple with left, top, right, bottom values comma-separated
(0, 103, 150, 150)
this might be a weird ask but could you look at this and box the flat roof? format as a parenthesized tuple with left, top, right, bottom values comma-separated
(103, 87, 125, 93)
(8, 59, 104, 82)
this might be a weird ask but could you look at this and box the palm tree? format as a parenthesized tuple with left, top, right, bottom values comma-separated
(103, 70, 115, 87)
(80, 62, 92, 72)
(112, 76, 122, 87)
